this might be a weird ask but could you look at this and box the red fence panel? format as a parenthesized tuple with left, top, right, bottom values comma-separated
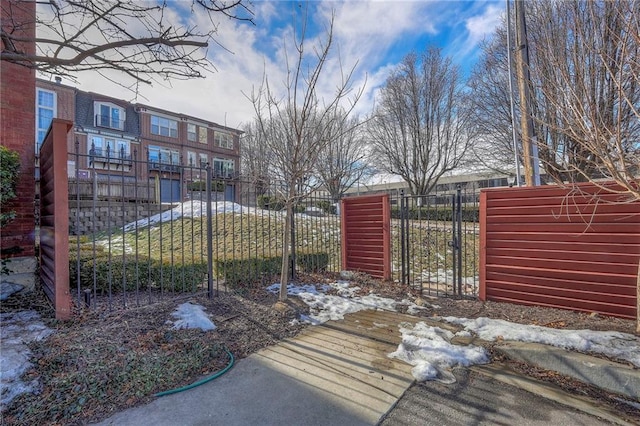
(341, 194, 391, 280)
(480, 182, 640, 320)
(39, 119, 73, 320)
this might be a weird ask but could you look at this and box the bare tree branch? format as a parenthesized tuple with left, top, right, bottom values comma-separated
(1, 0, 253, 85)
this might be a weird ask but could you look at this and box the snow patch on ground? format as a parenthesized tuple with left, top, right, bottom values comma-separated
(0, 311, 53, 410)
(169, 302, 216, 331)
(444, 316, 640, 368)
(388, 322, 488, 382)
(267, 281, 424, 325)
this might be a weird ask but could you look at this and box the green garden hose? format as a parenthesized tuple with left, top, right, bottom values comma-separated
(154, 347, 235, 397)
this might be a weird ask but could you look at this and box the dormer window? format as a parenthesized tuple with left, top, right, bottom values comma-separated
(95, 102, 125, 130)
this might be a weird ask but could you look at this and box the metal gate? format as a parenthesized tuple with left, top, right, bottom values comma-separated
(396, 186, 479, 298)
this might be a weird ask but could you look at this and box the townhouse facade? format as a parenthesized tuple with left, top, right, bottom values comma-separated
(35, 78, 242, 203)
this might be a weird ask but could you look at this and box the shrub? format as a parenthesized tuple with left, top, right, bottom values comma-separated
(69, 248, 208, 293)
(296, 252, 329, 272)
(315, 200, 337, 215)
(257, 195, 284, 211)
(0, 145, 20, 228)
(214, 251, 329, 287)
(390, 206, 479, 222)
(214, 255, 282, 288)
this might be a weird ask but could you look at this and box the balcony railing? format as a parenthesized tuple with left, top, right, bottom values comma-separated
(148, 161, 181, 173)
(89, 148, 132, 166)
(95, 114, 125, 130)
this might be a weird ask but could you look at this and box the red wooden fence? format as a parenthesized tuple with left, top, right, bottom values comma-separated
(39, 119, 73, 320)
(340, 194, 391, 280)
(480, 182, 640, 320)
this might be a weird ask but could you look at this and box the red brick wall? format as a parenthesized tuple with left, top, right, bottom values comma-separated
(1, 0, 36, 257)
(479, 182, 640, 320)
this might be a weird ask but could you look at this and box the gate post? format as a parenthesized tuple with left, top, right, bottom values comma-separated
(456, 186, 463, 296)
(206, 163, 214, 298)
(399, 191, 407, 287)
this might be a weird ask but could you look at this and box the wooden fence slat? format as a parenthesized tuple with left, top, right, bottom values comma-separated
(341, 194, 391, 280)
(481, 183, 640, 320)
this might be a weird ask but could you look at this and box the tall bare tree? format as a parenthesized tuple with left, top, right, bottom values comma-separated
(240, 120, 273, 199)
(368, 47, 474, 196)
(315, 111, 373, 202)
(1, 0, 253, 86)
(529, 0, 640, 331)
(467, 27, 521, 175)
(527, 0, 639, 186)
(248, 10, 362, 300)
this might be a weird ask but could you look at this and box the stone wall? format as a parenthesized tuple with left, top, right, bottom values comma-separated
(69, 201, 164, 235)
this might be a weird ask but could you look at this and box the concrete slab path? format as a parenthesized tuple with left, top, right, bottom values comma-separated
(95, 310, 419, 426)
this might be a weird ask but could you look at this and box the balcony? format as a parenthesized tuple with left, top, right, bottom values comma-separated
(89, 148, 132, 166)
(212, 170, 239, 180)
(95, 114, 125, 131)
(148, 161, 181, 173)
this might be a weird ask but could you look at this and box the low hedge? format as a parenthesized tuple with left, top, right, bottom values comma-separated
(391, 206, 479, 222)
(214, 251, 329, 288)
(69, 248, 208, 293)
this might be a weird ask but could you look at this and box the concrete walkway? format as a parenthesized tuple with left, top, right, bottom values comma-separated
(96, 310, 420, 426)
(95, 310, 638, 426)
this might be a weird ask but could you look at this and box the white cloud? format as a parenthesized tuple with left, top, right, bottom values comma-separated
(47, 1, 500, 129)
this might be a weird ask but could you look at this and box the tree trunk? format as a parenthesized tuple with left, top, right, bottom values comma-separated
(279, 202, 292, 301)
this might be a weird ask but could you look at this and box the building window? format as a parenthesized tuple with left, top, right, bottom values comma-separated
(187, 151, 196, 167)
(151, 115, 178, 138)
(148, 146, 180, 164)
(187, 124, 197, 142)
(213, 158, 235, 178)
(199, 153, 208, 167)
(36, 88, 56, 150)
(215, 132, 233, 149)
(198, 127, 208, 144)
(95, 102, 125, 130)
(88, 135, 130, 158)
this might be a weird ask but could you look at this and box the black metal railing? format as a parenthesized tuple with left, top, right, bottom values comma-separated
(69, 141, 341, 313)
(393, 186, 479, 298)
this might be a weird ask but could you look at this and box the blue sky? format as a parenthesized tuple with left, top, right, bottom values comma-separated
(65, 0, 504, 129)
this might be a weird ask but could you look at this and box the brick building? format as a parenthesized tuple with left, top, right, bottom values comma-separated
(1, 0, 36, 263)
(35, 79, 242, 203)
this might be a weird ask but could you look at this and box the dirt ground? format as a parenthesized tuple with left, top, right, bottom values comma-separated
(1, 272, 638, 425)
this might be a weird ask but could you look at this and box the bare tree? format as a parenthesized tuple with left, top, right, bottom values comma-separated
(248, 10, 362, 300)
(368, 47, 474, 196)
(527, 0, 639, 187)
(315, 111, 373, 202)
(529, 0, 640, 331)
(1, 0, 253, 86)
(240, 120, 273, 199)
(466, 28, 521, 175)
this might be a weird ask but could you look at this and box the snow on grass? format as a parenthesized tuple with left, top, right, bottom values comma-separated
(123, 201, 247, 231)
(1, 311, 53, 410)
(388, 322, 488, 382)
(266, 281, 428, 325)
(169, 302, 216, 331)
(122, 200, 337, 232)
(443, 316, 640, 368)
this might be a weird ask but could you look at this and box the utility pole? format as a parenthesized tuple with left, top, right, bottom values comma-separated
(514, 0, 541, 186)
(506, 0, 522, 186)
